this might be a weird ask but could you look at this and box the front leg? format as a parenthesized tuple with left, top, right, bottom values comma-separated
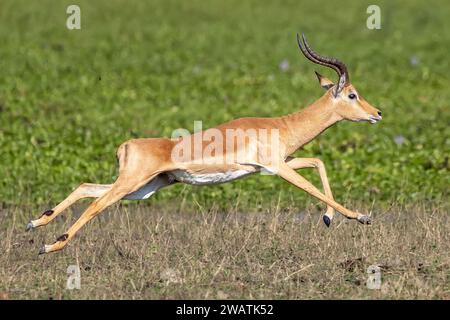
(274, 163, 371, 224)
(285, 157, 335, 226)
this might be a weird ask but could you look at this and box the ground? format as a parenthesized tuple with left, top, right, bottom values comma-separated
(1, 202, 448, 299)
(0, 0, 448, 299)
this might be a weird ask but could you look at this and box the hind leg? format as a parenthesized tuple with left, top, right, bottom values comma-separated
(27, 173, 175, 232)
(28, 140, 135, 232)
(26, 183, 112, 231)
(36, 138, 177, 253)
(39, 172, 160, 254)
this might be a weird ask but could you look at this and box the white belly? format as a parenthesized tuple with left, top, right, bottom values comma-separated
(168, 169, 253, 185)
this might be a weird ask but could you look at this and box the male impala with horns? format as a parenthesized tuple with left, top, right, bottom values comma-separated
(27, 34, 382, 254)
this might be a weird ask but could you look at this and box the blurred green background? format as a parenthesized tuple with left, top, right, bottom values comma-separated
(0, 0, 448, 210)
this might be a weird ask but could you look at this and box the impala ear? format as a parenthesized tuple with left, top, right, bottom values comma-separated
(315, 71, 334, 90)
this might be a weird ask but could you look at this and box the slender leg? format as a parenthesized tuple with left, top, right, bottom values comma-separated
(26, 183, 112, 231)
(27, 173, 175, 233)
(275, 163, 371, 224)
(39, 173, 159, 254)
(285, 157, 335, 226)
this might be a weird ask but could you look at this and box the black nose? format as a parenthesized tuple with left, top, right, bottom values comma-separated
(377, 111, 382, 117)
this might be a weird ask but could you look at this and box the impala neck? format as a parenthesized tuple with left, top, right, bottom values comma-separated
(280, 93, 343, 156)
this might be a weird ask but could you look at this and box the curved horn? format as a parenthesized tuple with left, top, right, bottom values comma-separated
(297, 33, 349, 96)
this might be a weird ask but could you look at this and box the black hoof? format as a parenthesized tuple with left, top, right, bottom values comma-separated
(38, 246, 46, 255)
(25, 222, 34, 232)
(358, 215, 372, 225)
(323, 215, 332, 227)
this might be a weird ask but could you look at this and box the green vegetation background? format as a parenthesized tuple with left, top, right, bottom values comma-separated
(0, 0, 448, 210)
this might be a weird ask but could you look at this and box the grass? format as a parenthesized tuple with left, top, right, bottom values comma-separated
(0, 0, 448, 209)
(0, 202, 448, 299)
(0, 0, 448, 300)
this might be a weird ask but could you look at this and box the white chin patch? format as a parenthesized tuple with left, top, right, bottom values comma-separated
(368, 116, 381, 124)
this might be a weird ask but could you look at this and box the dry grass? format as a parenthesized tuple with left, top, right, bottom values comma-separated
(0, 201, 449, 299)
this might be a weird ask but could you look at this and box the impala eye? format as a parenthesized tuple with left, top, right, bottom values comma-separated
(348, 93, 357, 100)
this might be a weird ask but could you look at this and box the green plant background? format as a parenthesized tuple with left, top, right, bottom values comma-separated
(0, 0, 448, 210)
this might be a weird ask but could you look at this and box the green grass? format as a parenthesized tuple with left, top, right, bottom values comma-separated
(0, 0, 448, 210)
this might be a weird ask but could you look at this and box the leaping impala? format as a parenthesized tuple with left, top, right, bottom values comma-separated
(27, 34, 382, 254)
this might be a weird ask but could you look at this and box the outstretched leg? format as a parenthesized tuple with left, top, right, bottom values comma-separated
(26, 183, 112, 231)
(275, 163, 371, 224)
(39, 172, 161, 254)
(285, 157, 335, 226)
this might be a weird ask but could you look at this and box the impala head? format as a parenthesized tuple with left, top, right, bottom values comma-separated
(297, 34, 382, 124)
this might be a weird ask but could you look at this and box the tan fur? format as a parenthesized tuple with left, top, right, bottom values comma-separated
(29, 44, 381, 254)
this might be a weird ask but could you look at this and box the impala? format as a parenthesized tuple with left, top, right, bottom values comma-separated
(27, 34, 382, 254)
